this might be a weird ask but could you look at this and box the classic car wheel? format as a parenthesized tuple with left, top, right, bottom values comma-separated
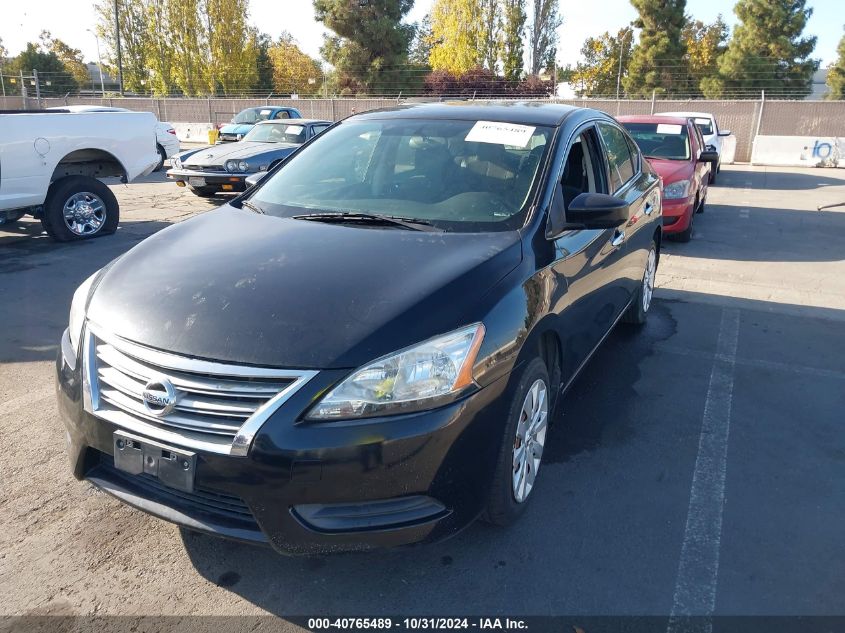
(41, 176, 119, 242)
(484, 357, 550, 526)
(189, 186, 219, 198)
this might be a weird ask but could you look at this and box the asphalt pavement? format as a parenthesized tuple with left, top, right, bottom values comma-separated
(0, 165, 843, 621)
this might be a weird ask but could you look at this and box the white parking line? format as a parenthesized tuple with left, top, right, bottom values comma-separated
(667, 308, 740, 633)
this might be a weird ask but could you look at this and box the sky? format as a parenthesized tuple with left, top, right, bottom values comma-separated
(2, 0, 843, 71)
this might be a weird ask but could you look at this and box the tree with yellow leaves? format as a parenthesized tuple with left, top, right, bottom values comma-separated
(267, 34, 323, 96)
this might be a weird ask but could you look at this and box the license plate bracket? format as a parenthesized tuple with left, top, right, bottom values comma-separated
(188, 176, 206, 187)
(113, 430, 196, 493)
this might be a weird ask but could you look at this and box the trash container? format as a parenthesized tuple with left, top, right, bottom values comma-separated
(208, 128, 219, 144)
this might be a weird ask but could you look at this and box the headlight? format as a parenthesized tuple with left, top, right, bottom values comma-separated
(173, 156, 182, 168)
(225, 160, 250, 173)
(68, 272, 99, 355)
(307, 324, 486, 421)
(663, 180, 690, 199)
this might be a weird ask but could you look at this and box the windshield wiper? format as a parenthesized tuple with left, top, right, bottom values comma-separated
(292, 212, 442, 232)
(241, 200, 265, 214)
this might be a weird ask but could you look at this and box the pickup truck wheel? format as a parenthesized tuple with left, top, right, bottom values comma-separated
(154, 144, 166, 171)
(41, 176, 119, 242)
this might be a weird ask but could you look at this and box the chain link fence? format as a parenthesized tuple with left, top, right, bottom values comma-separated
(3, 95, 844, 162)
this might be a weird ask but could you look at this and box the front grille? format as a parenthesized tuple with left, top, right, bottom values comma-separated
(185, 164, 226, 172)
(84, 324, 317, 455)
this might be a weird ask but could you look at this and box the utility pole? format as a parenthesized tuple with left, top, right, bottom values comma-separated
(616, 27, 632, 101)
(114, 0, 124, 95)
(87, 29, 106, 96)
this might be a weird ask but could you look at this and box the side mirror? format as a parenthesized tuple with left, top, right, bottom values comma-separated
(245, 172, 268, 188)
(718, 129, 731, 137)
(566, 193, 629, 229)
(699, 150, 719, 164)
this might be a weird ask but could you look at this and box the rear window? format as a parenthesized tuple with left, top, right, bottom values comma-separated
(622, 122, 691, 161)
(693, 118, 714, 135)
(233, 108, 274, 124)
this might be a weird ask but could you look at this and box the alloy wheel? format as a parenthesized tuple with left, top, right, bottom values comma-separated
(642, 249, 656, 312)
(512, 378, 548, 503)
(63, 192, 106, 236)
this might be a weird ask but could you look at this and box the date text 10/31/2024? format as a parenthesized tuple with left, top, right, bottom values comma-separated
(306, 618, 529, 630)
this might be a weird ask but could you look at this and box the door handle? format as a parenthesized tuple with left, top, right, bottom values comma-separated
(611, 231, 625, 248)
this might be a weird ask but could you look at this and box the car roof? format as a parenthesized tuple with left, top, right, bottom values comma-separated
(617, 114, 690, 126)
(350, 101, 584, 127)
(255, 119, 331, 126)
(660, 111, 714, 119)
(46, 105, 129, 113)
(244, 105, 296, 111)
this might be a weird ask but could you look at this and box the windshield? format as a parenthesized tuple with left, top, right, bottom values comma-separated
(233, 108, 275, 124)
(622, 122, 691, 161)
(249, 118, 553, 232)
(244, 123, 308, 144)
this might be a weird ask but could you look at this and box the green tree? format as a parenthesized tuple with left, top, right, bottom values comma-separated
(501, 0, 527, 81)
(95, 0, 150, 92)
(165, 0, 209, 95)
(314, 0, 414, 95)
(409, 14, 434, 66)
(571, 27, 634, 97)
(624, 0, 687, 97)
(10, 42, 79, 95)
(254, 32, 275, 94)
(528, 0, 561, 76)
(145, 0, 177, 95)
(39, 31, 90, 88)
(203, 0, 257, 95)
(827, 27, 845, 99)
(267, 34, 323, 96)
(477, 0, 501, 72)
(711, 0, 818, 98)
(429, 0, 482, 74)
(684, 16, 728, 97)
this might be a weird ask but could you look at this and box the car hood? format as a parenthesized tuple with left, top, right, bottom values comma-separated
(87, 207, 523, 369)
(182, 142, 297, 165)
(646, 157, 694, 184)
(220, 123, 253, 135)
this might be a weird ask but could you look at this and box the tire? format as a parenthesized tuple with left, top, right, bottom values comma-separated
(623, 240, 657, 325)
(41, 176, 119, 242)
(189, 186, 218, 198)
(154, 144, 166, 171)
(696, 195, 705, 214)
(673, 202, 695, 242)
(483, 357, 550, 527)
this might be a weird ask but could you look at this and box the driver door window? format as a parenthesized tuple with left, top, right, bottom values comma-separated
(561, 127, 607, 209)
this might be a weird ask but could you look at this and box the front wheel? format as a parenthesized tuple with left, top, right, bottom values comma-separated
(623, 241, 657, 325)
(41, 176, 119, 242)
(189, 186, 219, 198)
(483, 357, 550, 526)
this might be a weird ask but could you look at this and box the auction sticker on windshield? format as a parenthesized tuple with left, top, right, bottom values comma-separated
(465, 121, 536, 147)
(656, 124, 683, 135)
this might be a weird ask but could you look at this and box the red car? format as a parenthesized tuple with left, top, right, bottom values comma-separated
(618, 115, 717, 242)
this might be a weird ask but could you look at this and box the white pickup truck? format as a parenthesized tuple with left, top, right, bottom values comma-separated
(0, 110, 160, 241)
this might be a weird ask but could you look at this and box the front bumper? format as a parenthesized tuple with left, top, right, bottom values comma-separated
(165, 167, 251, 192)
(660, 196, 695, 233)
(56, 329, 510, 555)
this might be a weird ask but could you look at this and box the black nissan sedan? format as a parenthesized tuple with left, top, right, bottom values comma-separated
(56, 103, 662, 554)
